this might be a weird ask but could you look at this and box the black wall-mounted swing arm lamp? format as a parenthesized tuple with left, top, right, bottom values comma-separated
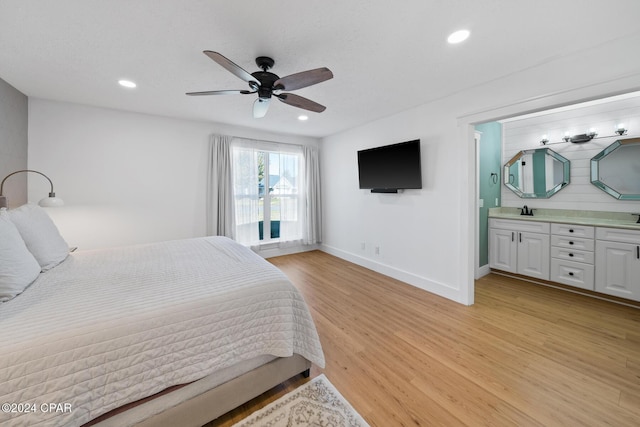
(0, 169, 64, 209)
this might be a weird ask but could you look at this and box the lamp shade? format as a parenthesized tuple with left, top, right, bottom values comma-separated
(0, 170, 63, 208)
(39, 195, 64, 207)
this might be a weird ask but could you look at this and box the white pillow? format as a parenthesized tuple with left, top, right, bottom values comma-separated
(0, 209, 41, 302)
(8, 203, 69, 271)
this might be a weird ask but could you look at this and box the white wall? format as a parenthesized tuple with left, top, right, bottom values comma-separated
(501, 95, 640, 213)
(321, 105, 464, 302)
(27, 99, 319, 251)
(320, 32, 640, 305)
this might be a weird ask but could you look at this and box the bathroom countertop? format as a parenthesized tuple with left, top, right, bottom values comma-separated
(488, 207, 640, 231)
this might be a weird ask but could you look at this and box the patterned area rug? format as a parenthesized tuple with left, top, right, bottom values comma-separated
(232, 374, 369, 427)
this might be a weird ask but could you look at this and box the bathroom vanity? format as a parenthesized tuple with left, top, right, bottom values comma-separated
(489, 208, 640, 303)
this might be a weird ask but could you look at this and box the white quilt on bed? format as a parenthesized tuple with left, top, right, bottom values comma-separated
(0, 236, 324, 427)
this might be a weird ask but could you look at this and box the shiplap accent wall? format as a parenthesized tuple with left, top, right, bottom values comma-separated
(501, 94, 640, 213)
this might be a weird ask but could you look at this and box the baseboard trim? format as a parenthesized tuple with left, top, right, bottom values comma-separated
(258, 244, 320, 259)
(476, 264, 490, 279)
(319, 244, 468, 305)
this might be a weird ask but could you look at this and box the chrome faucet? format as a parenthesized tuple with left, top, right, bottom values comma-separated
(520, 205, 534, 216)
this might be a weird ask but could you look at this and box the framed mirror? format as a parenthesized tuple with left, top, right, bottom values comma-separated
(504, 148, 570, 198)
(591, 137, 640, 200)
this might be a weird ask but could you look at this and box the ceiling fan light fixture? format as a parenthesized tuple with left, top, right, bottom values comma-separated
(447, 29, 470, 44)
(253, 98, 270, 119)
(186, 51, 332, 118)
(298, 115, 309, 121)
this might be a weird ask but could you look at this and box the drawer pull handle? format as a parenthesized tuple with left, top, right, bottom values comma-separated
(569, 229, 574, 233)
(569, 253, 574, 257)
(569, 241, 574, 245)
(568, 272, 574, 276)
(637, 246, 639, 260)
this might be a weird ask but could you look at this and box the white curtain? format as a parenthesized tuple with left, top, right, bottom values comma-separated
(206, 134, 234, 238)
(231, 142, 261, 246)
(303, 145, 322, 244)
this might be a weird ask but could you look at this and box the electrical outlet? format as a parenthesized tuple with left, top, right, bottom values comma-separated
(374, 246, 380, 255)
(360, 242, 365, 250)
(495, 198, 499, 206)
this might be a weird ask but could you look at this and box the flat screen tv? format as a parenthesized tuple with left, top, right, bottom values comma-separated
(357, 139, 422, 193)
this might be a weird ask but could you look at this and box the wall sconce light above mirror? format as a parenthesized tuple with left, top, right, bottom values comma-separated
(504, 148, 570, 199)
(615, 123, 628, 136)
(591, 137, 640, 200)
(538, 125, 630, 145)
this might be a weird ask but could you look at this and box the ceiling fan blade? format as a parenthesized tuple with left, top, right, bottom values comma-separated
(253, 98, 271, 118)
(186, 90, 254, 96)
(274, 67, 333, 91)
(275, 93, 326, 113)
(203, 51, 260, 86)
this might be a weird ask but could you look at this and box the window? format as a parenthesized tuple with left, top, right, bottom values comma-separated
(258, 151, 301, 241)
(232, 141, 305, 247)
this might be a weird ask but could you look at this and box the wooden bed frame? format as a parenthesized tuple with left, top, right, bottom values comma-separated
(89, 355, 311, 427)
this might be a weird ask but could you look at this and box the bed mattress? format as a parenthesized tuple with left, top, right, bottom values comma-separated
(0, 236, 324, 427)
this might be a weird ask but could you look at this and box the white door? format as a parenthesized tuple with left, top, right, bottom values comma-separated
(518, 231, 550, 280)
(489, 228, 517, 273)
(595, 240, 640, 301)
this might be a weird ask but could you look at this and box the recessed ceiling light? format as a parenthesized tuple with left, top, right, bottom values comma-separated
(298, 115, 309, 121)
(118, 79, 137, 88)
(447, 29, 470, 44)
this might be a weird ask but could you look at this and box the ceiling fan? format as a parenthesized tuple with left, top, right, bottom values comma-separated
(186, 51, 333, 119)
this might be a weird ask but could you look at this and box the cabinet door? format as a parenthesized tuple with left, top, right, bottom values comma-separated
(489, 228, 517, 273)
(595, 240, 640, 301)
(517, 232, 550, 280)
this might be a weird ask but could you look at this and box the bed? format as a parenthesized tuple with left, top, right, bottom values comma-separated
(0, 205, 324, 427)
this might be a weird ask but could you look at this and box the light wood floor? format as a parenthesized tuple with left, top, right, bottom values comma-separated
(206, 250, 640, 427)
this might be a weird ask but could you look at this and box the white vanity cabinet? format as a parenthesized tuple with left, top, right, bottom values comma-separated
(550, 223, 595, 290)
(489, 208, 640, 303)
(595, 227, 640, 302)
(489, 218, 550, 280)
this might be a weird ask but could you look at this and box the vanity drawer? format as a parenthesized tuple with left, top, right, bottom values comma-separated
(550, 259, 595, 290)
(550, 246, 595, 264)
(596, 227, 640, 245)
(551, 235, 595, 251)
(551, 223, 594, 239)
(489, 218, 550, 234)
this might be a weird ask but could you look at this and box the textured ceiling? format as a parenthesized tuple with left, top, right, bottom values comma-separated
(2, 0, 640, 138)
